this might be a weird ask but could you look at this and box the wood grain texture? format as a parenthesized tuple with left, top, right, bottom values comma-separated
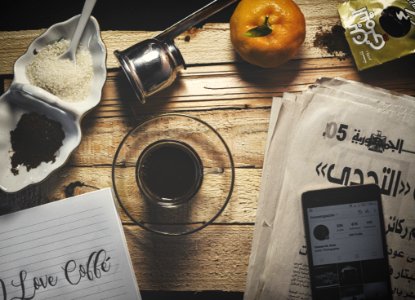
(78, 109, 270, 167)
(125, 225, 253, 291)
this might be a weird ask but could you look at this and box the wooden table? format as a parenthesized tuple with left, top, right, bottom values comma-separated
(1, 0, 414, 298)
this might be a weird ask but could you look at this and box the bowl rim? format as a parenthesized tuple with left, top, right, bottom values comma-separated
(12, 14, 107, 120)
(0, 87, 82, 193)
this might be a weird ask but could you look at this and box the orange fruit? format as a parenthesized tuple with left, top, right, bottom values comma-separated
(230, 0, 306, 68)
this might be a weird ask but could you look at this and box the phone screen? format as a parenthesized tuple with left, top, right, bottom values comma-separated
(302, 184, 392, 300)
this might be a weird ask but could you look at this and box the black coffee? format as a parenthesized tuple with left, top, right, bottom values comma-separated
(137, 140, 203, 203)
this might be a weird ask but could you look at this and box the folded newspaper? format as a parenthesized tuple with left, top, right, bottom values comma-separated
(244, 78, 415, 300)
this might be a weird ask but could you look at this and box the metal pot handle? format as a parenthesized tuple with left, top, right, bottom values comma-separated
(155, 0, 238, 42)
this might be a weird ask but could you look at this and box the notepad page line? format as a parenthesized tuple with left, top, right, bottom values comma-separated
(0, 227, 109, 260)
(0, 213, 103, 243)
(0, 231, 109, 267)
(0, 218, 107, 252)
(71, 285, 126, 300)
(0, 207, 102, 237)
(100, 291, 128, 300)
(41, 279, 125, 300)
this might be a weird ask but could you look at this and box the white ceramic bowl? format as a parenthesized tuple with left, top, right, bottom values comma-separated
(0, 15, 107, 193)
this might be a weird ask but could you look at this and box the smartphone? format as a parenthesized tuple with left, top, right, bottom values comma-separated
(302, 184, 392, 300)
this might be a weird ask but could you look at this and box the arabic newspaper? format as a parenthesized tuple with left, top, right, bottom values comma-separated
(244, 94, 308, 300)
(246, 78, 415, 300)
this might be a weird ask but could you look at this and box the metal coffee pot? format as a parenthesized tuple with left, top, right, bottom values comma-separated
(114, 0, 237, 103)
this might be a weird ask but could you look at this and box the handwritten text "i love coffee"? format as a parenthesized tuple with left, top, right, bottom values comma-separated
(0, 249, 111, 300)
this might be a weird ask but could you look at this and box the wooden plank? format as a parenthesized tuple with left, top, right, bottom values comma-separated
(0, 15, 345, 75)
(0, 165, 260, 224)
(4, 54, 414, 117)
(124, 224, 253, 291)
(0, 109, 268, 167)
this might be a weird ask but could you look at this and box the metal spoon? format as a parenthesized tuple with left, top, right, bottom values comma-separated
(60, 0, 97, 62)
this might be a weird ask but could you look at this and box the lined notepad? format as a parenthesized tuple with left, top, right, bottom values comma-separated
(0, 188, 141, 300)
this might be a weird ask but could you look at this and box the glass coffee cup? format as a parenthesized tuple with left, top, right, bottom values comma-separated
(112, 114, 235, 236)
(136, 139, 204, 207)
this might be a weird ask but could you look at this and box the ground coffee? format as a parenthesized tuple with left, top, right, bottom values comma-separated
(10, 112, 65, 175)
(314, 24, 352, 60)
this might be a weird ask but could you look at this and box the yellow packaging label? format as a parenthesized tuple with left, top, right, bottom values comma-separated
(338, 0, 415, 70)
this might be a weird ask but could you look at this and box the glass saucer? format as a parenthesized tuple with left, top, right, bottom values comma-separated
(112, 113, 235, 236)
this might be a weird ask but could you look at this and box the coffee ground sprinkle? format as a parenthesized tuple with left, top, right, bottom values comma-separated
(314, 24, 351, 60)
